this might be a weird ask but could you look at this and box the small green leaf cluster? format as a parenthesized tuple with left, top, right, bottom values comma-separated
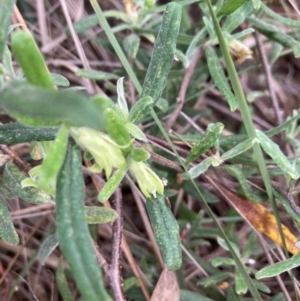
(184, 123, 258, 179)
(184, 122, 300, 185)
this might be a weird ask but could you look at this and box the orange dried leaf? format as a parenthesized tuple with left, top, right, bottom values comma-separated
(216, 183, 300, 255)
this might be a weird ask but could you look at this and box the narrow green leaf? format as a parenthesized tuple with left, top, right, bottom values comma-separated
(3, 45, 15, 77)
(0, 0, 16, 59)
(224, 165, 265, 203)
(269, 42, 284, 64)
(125, 122, 148, 142)
(76, 69, 119, 80)
(248, 17, 300, 58)
(266, 113, 300, 137)
(211, 257, 236, 267)
(174, 49, 188, 68)
(4, 161, 53, 204)
(140, 2, 182, 105)
(185, 27, 207, 66)
(103, 10, 132, 24)
(128, 96, 154, 125)
(56, 260, 75, 301)
(0, 81, 103, 130)
(65, 14, 98, 36)
(197, 272, 231, 287)
(104, 107, 131, 147)
(98, 164, 127, 202)
(122, 277, 140, 292)
(0, 122, 58, 144)
(217, 237, 240, 257)
(186, 122, 224, 165)
(56, 138, 111, 301)
(0, 197, 19, 245)
(180, 290, 215, 301)
(227, 287, 243, 301)
(273, 188, 300, 227)
(256, 129, 299, 179)
(218, 0, 245, 16)
(254, 279, 271, 294)
(222, 0, 253, 32)
(247, 90, 268, 103)
(221, 137, 257, 161)
(11, 30, 54, 88)
(38, 124, 69, 191)
(269, 293, 285, 301)
(261, 3, 300, 28)
(38, 233, 59, 265)
(232, 28, 255, 40)
(205, 46, 237, 111)
(0, 177, 15, 199)
(203, 16, 215, 39)
(84, 206, 118, 223)
(130, 148, 150, 162)
(123, 33, 140, 59)
(256, 253, 300, 279)
(146, 194, 182, 270)
(242, 232, 258, 258)
(51, 73, 70, 87)
(235, 269, 248, 294)
(183, 157, 215, 179)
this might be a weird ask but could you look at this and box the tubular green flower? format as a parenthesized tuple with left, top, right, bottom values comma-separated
(70, 127, 126, 178)
(129, 161, 164, 198)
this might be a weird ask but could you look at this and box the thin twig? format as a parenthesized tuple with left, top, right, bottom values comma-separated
(134, 141, 183, 172)
(58, 0, 103, 94)
(92, 241, 110, 275)
(165, 47, 203, 132)
(146, 133, 190, 157)
(109, 188, 126, 301)
(287, 0, 300, 17)
(0, 145, 31, 174)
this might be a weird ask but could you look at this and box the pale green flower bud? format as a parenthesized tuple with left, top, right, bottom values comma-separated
(70, 127, 126, 178)
(129, 161, 164, 198)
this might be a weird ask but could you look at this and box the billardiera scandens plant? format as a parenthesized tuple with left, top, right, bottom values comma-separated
(21, 77, 164, 200)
